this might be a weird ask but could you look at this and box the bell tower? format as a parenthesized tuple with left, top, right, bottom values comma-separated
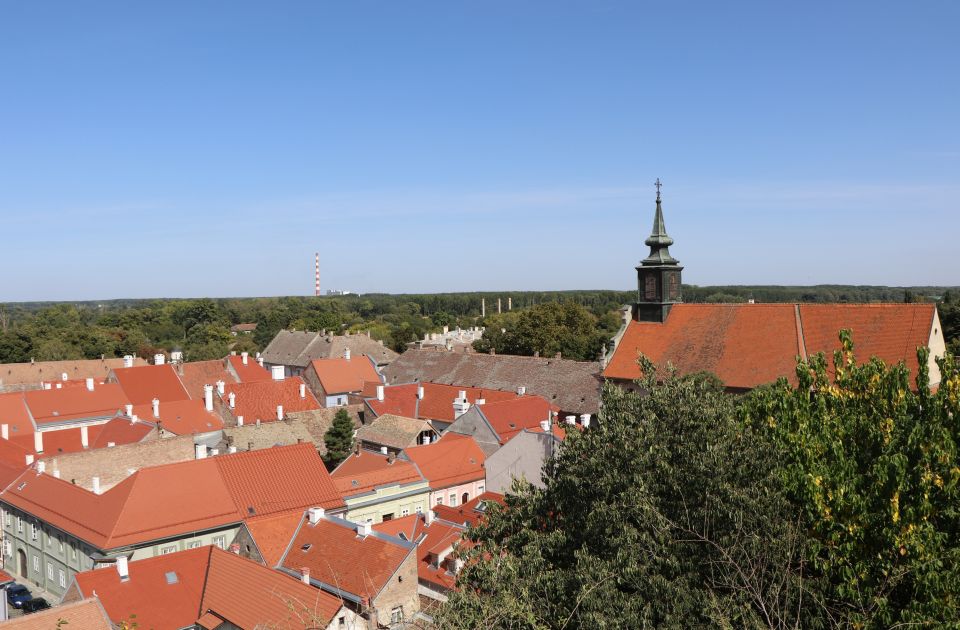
(633, 179, 683, 323)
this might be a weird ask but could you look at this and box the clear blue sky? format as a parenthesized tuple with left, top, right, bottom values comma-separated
(1, 2, 957, 301)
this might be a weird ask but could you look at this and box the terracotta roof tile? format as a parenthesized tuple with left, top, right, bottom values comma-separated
(373, 514, 464, 591)
(226, 354, 272, 382)
(355, 414, 435, 450)
(402, 434, 485, 490)
(367, 382, 517, 422)
(475, 396, 558, 444)
(308, 355, 382, 395)
(262, 330, 398, 368)
(222, 377, 321, 424)
(433, 492, 506, 528)
(23, 383, 130, 425)
(88, 417, 154, 449)
(178, 360, 236, 401)
(0, 392, 35, 437)
(132, 399, 223, 435)
(0, 358, 147, 390)
(331, 449, 426, 497)
(112, 364, 191, 405)
(0, 597, 112, 630)
(244, 511, 304, 567)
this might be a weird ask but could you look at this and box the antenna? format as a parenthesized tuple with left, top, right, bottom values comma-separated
(314, 253, 320, 297)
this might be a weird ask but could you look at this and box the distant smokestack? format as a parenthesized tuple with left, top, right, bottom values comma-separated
(315, 252, 320, 297)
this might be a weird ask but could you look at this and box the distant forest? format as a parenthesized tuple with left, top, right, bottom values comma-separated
(1, 285, 957, 365)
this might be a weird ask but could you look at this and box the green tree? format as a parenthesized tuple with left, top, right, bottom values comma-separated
(322, 409, 355, 470)
(473, 302, 609, 361)
(745, 332, 960, 627)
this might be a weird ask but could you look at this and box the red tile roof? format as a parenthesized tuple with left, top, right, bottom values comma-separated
(281, 514, 415, 602)
(0, 443, 344, 550)
(366, 382, 518, 422)
(112, 364, 191, 405)
(226, 354, 272, 382)
(474, 395, 558, 444)
(330, 449, 426, 498)
(603, 303, 938, 389)
(132, 400, 223, 435)
(373, 514, 465, 591)
(23, 383, 130, 425)
(402, 433, 485, 490)
(244, 511, 304, 567)
(433, 492, 506, 528)
(0, 392, 34, 437)
(309, 356, 382, 395)
(0, 597, 112, 630)
(178, 360, 236, 401)
(88, 417, 154, 449)
(222, 377, 321, 424)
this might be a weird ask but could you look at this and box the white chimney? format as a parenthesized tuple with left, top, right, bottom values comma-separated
(299, 383, 306, 399)
(565, 415, 576, 425)
(276, 405, 284, 421)
(344, 348, 351, 361)
(210, 448, 219, 456)
(37, 461, 46, 474)
(300, 567, 310, 585)
(43, 383, 51, 390)
(34, 431, 43, 453)
(25, 454, 34, 466)
(476, 398, 485, 406)
(216, 380, 225, 396)
(271, 365, 285, 381)
(425, 508, 435, 525)
(241, 351, 248, 365)
(228, 392, 236, 409)
(56, 383, 62, 389)
(152, 398, 160, 418)
(0, 424, 8, 440)
(107, 441, 116, 448)
(204, 385, 214, 412)
(154, 353, 165, 366)
(195, 444, 207, 459)
(116, 556, 129, 581)
(123, 355, 134, 368)
(92, 476, 101, 494)
(453, 393, 470, 418)
(237, 415, 244, 427)
(228, 445, 237, 454)
(376, 385, 385, 402)
(61, 372, 68, 381)
(539, 419, 551, 432)
(257, 357, 264, 367)
(417, 385, 424, 400)
(308, 507, 325, 524)
(85, 378, 95, 392)
(125, 404, 133, 417)
(357, 522, 372, 536)
(517, 386, 526, 396)
(380, 446, 388, 455)
(130, 415, 138, 424)
(80, 425, 89, 448)
(582, 416, 591, 428)
(53, 469, 60, 479)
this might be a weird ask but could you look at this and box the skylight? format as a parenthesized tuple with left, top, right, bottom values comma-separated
(165, 571, 178, 585)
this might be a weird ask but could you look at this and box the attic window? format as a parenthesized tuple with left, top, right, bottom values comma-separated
(508, 423, 516, 429)
(165, 571, 178, 585)
(16, 482, 27, 491)
(351, 480, 359, 486)
(247, 506, 256, 515)
(301, 543, 312, 552)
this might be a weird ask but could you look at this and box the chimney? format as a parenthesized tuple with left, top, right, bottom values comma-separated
(92, 476, 101, 494)
(125, 403, 134, 417)
(154, 353, 165, 365)
(116, 556, 129, 581)
(0, 424, 7, 440)
(299, 383, 306, 399)
(130, 414, 138, 424)
(300, 567, 311, 585)
(425, 508, 435, 525)
(123, 355, 134, 368)
(37, 461, 46, 474)
(453, 392, 470, 418)
(376, 385, 385, 402)
(241, 351, 248, 365)
(25, 454, 34, 466)
(308, 507, 325, 524)
(476, 398, 485, 406)
(517, 386, 526, 396)
(85, 378, 95, 392)
(210, 448, 219, 456)
(80, 425, 89, 448)
(539, 419, 551, 432)
(107, 441, 116, 448)
(34, 431, 43, 454)
(380, 446, 388, 455)
(271, 366, 285, 381)
(344, 348, 351, 361)
(228, 392, 236, 409)
(216, 380, 225, 395)
(582, 416, 592, 429)
(43, 383, 51, 390)
(357, 522, 372, 537)
(276, 405, 284, 421)
(237, 415, 244, 427)
(565, 415, 576, 425)
(61, 372, 68, 381)
(195, 444, 207, 460)
(417, 385, 424, 400)
(53, 469, 60, 479)
(257, 357, 264, 367)
(204, 385, 214, 412)
(152, 398, 160, 418)
(228, 445, 237, 454)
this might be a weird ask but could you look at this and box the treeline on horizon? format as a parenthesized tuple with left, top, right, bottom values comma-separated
(1, 285, 957, 365)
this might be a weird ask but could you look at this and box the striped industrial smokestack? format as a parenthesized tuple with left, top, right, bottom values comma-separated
(315, 252, 320, 297)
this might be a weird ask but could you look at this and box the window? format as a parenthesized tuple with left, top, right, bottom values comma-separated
(47, 562, 54, 580)
(160, 545, 177, 555)
(212, 536, 226, 549)
(3, 540, 11, 557)
(449, 493, 457, 507)
(32, 555, 39, 572)
(435, 496, 443, 505)
(58, 537, 64, 553)
(16, 516, 22, 533)
(338, 617, 345, 627)
(59, 569, 66, 588)
(401, 508, 409, 517)
(187, 541, 202, 549)
(477, 484, 484, 494)
(415, 505, 423, 514)
(391, 607, 404, 624)
(72, 547, 77, 560)
(30, 523, 38, 541)
(462, 492, 469, 504)
(4, 511, 9, 526)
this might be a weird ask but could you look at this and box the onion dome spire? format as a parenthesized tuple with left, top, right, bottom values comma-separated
(641, 178, 679, 266)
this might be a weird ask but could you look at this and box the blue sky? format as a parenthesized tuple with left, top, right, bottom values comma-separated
(1, 2, 957, 301)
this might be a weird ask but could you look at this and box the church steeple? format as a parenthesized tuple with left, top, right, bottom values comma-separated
(633, 179, 683, 323)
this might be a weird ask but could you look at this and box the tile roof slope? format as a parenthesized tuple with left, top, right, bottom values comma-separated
(355, 414, 434, 449)
(281, 515, 414, 601)
(0, 357, 147, 389)
(243, 511, 305, 567)
(73, 546, 211, 630)
(112, 364, 191, 405)
(177, 359, 237, 401)
(309, 355, 382, 395)
(217, 442, 345, 515)
(331, 450, 425, 497)
(0, 597, 112, 630)
(433, 491, 506, 528)
(0, 392, 34, 436)
(373, 514, 464, 591)
(132, 399, 223, 435)
(261, 330, 327, 367)
(476, 395, 558, 444)
(383, 349, 602, 414)
(603, 304, 803, 388)
(227, 354, 272, 382)
(367, 382, 517, 422)
(223, 377, 321, 423)
(326, 335, 399, 366)
(23, 383, 130, 424)
(262, 330, 399, 368)
(200, 546, 344, 629)
(402, 433, 485, 489)
(798, 303, 935, 379)
(88, 416, 154, 448)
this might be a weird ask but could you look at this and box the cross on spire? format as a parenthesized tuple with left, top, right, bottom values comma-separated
(654, 178, 662, 201)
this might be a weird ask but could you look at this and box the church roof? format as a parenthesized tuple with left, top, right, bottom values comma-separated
(603, 303, 938, 389)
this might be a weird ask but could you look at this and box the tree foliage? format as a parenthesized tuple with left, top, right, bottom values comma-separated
(322, 408, 355, 470)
